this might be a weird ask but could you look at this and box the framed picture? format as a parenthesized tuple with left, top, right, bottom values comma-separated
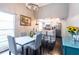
(20, 15, 31, 26)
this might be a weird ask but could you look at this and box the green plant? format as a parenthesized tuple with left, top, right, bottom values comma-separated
(30, 31, 35, 37)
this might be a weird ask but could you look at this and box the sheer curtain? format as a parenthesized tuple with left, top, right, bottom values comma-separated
(0, 11, 15, 52)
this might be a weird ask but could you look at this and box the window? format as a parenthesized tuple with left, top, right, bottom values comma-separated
(0, 11, 15, 52)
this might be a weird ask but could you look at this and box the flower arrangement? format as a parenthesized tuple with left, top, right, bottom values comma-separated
(67, 26, 79, 42)
(67, 26, 79, 35)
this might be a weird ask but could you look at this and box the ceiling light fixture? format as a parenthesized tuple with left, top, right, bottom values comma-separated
(26, 3, 39, 25)
(26, 3, 39, 11)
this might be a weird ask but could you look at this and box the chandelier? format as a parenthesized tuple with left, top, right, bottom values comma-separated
(26, 3, 39, 25)
(26, 3, 39, 11)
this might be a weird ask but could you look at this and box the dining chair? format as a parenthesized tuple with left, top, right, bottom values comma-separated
(42, 30, 56, 53)
(47, 30, 56, 42)
(25, 33, 42, 55)
(8, 36, 22, 55)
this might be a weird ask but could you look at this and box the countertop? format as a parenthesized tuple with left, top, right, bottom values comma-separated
(62, 37, 79, 49)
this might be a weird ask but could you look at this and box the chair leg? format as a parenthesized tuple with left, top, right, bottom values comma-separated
(31, 49, 34, 55)
(39, 46, 43, 55)
(36, 49, 39, 55)
(39, 46, 41, 55)
(30, 48, 32, 55)
(33, 50, 35, 55)
(28, 48, 31, 55)
(33, 50, 37, 55)
(9, 51, 11, 55)
(26, 48, 28, 55)
(28, 48, 32, 55)
(40, 46, 43, 55)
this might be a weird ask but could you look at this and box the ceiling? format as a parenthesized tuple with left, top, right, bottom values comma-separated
(33, 3, 49, 7)
(26, 3, 49, 7)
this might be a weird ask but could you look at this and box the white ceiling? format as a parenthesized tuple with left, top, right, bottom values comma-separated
(34, 3, 49, 7)
(26, 3, 49, 7)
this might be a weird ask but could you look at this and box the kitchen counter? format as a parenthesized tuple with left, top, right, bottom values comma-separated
(62, 37, 79, 55)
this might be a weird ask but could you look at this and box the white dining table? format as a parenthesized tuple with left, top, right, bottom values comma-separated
(15, 36, 35, 45)
(15, 36, 35, 54)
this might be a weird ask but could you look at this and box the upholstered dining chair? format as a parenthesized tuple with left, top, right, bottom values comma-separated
(8, 36, 22, 55)
(25, 33, 42, 55)
(47, 30, 56, 43)
(42, 30, 56, 53)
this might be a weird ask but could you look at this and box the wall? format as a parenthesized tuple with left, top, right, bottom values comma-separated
(61, 20, 67, 37)
(1, 3, 79, 38)
(63, 3, 79, 37)
(38, 3, 69, 19)
(68, 3, 79, 18)
(37, 3, 69, 38)
(0, 3, 36, 37)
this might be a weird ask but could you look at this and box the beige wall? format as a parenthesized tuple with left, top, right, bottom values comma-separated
(37, 3, 69, 38)
(38, 3, 79, 38)
(38, 3, 69, 19)
(1, 3, 79, 38)
(0, 3, 36, 37)
(62, 3, 79, 38)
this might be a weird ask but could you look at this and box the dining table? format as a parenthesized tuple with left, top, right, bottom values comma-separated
(15, 36, 35, 54)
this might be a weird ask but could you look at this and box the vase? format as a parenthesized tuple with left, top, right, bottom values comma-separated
(72, 34, 79, 44)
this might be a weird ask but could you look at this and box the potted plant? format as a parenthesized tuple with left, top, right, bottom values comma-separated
(29, 31, 35, 37)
